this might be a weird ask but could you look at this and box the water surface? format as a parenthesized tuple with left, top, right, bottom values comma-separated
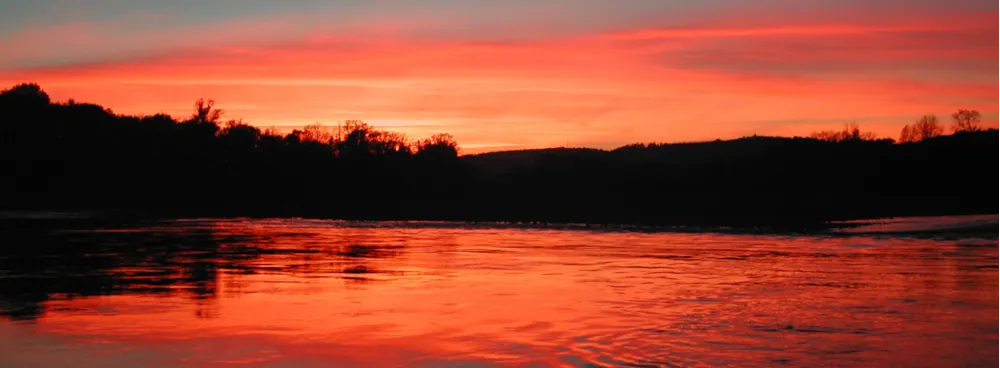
(0, 217, 996, 367)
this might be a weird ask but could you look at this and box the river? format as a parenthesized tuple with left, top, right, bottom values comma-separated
(0, 216, 996, 367)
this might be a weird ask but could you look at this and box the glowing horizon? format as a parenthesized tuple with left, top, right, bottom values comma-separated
(1, 0, 996, 153)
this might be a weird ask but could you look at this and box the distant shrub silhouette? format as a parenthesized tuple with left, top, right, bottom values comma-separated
(810, 123, 881, 142)
(899, 115, 944, 143)
(951, 109, 983, 133)
(415, 133, 459, 159)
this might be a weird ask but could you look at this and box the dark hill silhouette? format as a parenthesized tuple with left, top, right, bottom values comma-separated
(463, 147, 606, 176)
(1, 83, 996, 228)
(464, 134, 997, 226)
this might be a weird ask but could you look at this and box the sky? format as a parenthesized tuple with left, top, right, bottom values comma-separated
(0, 0, 996, 152)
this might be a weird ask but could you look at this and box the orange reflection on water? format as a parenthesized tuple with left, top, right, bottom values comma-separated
(0, 218, 996, 367)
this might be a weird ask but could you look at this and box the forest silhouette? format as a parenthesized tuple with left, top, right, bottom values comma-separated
(1, 83, 996, 227)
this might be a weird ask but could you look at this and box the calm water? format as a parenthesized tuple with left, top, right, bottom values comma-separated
(0, 217, 996, 367)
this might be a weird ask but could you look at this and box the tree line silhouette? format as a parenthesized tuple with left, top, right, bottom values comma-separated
(810, 109, 985, 144)
(1, 83, 996, 227)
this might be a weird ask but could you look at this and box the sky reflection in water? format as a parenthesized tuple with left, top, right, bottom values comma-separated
(0, 218, 996, 367)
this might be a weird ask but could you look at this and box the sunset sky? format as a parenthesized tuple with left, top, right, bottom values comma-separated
(0, 0, 996, 152)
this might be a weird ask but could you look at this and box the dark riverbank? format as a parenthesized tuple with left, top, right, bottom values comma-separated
(2, 84, 997, 227)
(1, 210, 995, 240)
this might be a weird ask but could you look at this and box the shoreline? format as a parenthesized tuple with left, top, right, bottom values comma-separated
(2, 209, 996, 237)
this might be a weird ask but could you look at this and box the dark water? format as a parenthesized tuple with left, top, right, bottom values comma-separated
(0, 217, 996, 367)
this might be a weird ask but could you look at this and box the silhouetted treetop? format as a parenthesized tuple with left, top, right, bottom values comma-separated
(219, 120, 262, 151)
(415, 133, 460, 159)
(900, 115, 945, 143)
(191, 98, 224, 125)
(0, 83, 50, 106)
(951, 109, 983, 133)
(810, 123, 883, 142)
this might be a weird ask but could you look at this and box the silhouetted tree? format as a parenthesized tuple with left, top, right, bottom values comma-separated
(368, 130, 411, 156)
(951, 109, 983, 133)
(415, 133, 460, 159)
(335, 121, 375, 158)
(810, 123, 880, 142)
(299, 124, 335, 144)
(899, 115, 943, 143)
(191, 99, 224, 124)
(0, 83, 50, 106)
(261, 127, 282, 137)
(899, 125, 913, 143)
(143, 113, 179, 127)
(219, 120, 262, 152)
